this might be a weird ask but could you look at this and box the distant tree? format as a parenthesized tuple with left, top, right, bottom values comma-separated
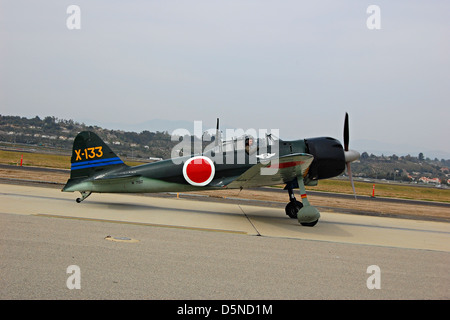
(418, 152, 424, 161)
(32, 116, 41, 124)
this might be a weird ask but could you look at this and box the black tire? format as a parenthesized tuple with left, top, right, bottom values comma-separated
(285, 201, 303, 219)
(300, 219, 319, 227)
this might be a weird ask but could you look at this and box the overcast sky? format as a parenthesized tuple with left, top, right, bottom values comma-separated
(1, 1, 449, 157)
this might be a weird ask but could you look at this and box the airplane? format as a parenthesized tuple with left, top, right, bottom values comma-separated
(62, 113, 360, 227)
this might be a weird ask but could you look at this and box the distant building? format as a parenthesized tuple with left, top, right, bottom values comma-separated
(419, 177, 441, 184)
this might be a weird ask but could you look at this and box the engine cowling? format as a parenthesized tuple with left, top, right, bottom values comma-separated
(304, 137, 346, 180)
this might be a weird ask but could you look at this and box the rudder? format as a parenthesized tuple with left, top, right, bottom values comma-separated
(69, 131, 126, 179)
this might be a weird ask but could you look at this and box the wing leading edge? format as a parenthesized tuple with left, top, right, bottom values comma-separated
(225, 153, 314, 189)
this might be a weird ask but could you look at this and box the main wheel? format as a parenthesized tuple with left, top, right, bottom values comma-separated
(285, 201, 303, 219)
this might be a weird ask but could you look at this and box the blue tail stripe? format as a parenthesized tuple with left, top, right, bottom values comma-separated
(71, 157, 124, 170)
(72, 157, 122, 167)
(71, 160, 124, 170)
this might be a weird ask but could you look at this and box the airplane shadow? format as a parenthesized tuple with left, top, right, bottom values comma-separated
(84, 200, 244, 218)
(76, 196, 355, 239)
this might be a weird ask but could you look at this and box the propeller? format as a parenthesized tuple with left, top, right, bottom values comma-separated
(343, 112, 360, 199)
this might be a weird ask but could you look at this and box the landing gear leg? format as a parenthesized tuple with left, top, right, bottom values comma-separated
(285, 186, 303, 219)
(76, 191, 92, 203)
(296, 178, 320, 227)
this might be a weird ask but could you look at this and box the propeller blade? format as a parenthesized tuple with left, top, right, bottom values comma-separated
(346, 162, 357, 200)
(343, 112, 349, 151)
(343, 112, 357, 199)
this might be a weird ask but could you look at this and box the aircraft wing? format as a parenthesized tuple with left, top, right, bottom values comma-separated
(225, 153, 314, 189)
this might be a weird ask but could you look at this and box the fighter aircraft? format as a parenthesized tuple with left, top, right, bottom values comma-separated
(62, 113, 360, 226)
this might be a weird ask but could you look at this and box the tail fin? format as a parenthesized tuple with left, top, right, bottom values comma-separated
(69, 131, 126, 179)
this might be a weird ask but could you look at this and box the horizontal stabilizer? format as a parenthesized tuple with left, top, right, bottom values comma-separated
(91, 173, 141, 183)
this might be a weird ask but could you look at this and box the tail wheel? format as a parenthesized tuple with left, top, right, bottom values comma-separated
(285, 201, 303, 219)
(76, 191, 92, 203)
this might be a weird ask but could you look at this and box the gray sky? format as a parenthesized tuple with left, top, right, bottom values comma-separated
(1, 1, 449, 157)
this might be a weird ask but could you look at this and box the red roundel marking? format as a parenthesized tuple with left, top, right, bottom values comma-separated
(186, 159, 212, 183)
(183, 156, 215, 186)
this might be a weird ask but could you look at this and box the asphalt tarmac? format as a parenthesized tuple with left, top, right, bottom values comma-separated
(1, 182, 449, 299)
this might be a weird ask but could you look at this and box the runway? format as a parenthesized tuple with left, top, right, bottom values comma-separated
(1, 182, 449, 299)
